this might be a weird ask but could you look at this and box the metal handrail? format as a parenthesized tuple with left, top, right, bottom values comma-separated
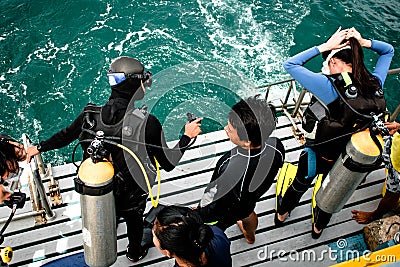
(21, 134, 58, 224)
(0, 136, 64, 225)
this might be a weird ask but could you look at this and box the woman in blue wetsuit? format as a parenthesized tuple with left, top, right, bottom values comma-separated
(152, 206, 232, 267)
(275, 27, 394, 238)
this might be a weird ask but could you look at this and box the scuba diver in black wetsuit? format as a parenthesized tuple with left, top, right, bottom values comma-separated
(26, 56, 202, 262)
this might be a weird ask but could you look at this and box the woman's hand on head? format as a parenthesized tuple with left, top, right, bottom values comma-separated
(345, 27, 371, 48)
(318, 27, 350, 53)
(345, 27, 362, 41)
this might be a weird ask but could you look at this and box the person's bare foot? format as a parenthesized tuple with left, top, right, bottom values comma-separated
(313, 223, 322, 234)
(311, 223, 323, 239)
(237, 220, 255, 244)
(351, 210, 377, 224)
(277, 212, 288, 222)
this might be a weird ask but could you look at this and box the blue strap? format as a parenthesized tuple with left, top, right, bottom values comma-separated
(305, 147, 317, 179)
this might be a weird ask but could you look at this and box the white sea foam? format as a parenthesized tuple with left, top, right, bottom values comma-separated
(91, 3, 116, 31)
(7, 66, 20, 74)
(114, 32, 137, 53)
(196, 0, 310, 98)
(27, 40, 69, 63)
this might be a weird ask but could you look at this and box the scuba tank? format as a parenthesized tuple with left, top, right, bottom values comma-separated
(74, 131, 117, 267)
(316, 128, 384, 214)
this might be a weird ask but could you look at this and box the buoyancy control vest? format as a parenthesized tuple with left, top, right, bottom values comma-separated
(79, 103, 156, 189)
(302, 72, 386, 160)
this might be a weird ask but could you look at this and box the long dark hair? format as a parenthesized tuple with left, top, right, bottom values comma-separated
(323, 37, 381, 94)
(154, 206, 214, 266)
(0, 135, 23, 177)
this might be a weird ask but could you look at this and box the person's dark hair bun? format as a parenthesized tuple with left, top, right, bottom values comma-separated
(196, 224, 214, 249)
(154, 206, 215, 266)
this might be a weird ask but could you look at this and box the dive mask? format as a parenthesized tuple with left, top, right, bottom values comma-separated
(321, 46, 351, 75)
(107, 70, 153, 87)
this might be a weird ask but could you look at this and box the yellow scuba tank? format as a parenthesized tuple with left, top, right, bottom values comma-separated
(74, 131, 117, 267)
(391, 132, 400, 173)
(316, 129, 384, 214)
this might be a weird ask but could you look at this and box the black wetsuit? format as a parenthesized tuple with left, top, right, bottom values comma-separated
(196, 137, 285, 230)
(38, 94, 191, 256)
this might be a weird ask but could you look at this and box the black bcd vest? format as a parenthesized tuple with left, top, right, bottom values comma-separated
(79, 103, 156, 189)
(302, 72, 386, 159)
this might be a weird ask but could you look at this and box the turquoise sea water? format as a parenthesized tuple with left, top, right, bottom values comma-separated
(1, 0, 399, 165)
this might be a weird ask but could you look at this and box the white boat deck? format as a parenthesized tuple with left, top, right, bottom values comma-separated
(0, 116, 387, 267)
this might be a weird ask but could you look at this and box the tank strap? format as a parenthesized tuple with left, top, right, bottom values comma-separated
(369, 129, 384, 155)
(342, 152, 383, 173)
(74, 177, 114, 196)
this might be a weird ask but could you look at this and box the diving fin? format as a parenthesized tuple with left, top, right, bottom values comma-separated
(275, 162, 325, 222)
(276, 162, 298, 210)
(311, 173, 324, 223)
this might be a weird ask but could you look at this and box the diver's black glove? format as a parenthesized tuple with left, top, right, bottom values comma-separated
(4, 192, 26, 209)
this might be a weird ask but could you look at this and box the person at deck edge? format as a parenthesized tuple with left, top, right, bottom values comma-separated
(196, 96, 285, 244)
(0, 134, 27, 203)
(275, 27, 394, 238)
(352, 121, 400, 224)
(26, 56, 202, 262)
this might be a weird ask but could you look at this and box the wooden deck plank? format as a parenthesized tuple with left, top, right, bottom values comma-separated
(0, 134, 301, 219)
(3, 163, 384, 237)
(7, 167, 384, 248)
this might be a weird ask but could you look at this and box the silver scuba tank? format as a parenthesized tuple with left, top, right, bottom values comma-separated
(74, 158, 116, 267)
(316, 129, 383, 214)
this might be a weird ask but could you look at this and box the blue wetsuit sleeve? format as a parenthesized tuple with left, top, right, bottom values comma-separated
(370, 40, 394, 87)
(283, 47, 338, 104)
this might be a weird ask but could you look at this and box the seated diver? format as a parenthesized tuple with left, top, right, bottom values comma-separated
(194, 96, 285, 244)
(352, 121, 400, 223)
(275, 27, 394, 238)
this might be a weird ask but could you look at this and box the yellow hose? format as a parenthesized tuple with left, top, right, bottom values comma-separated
(116, 143, 161, 207)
